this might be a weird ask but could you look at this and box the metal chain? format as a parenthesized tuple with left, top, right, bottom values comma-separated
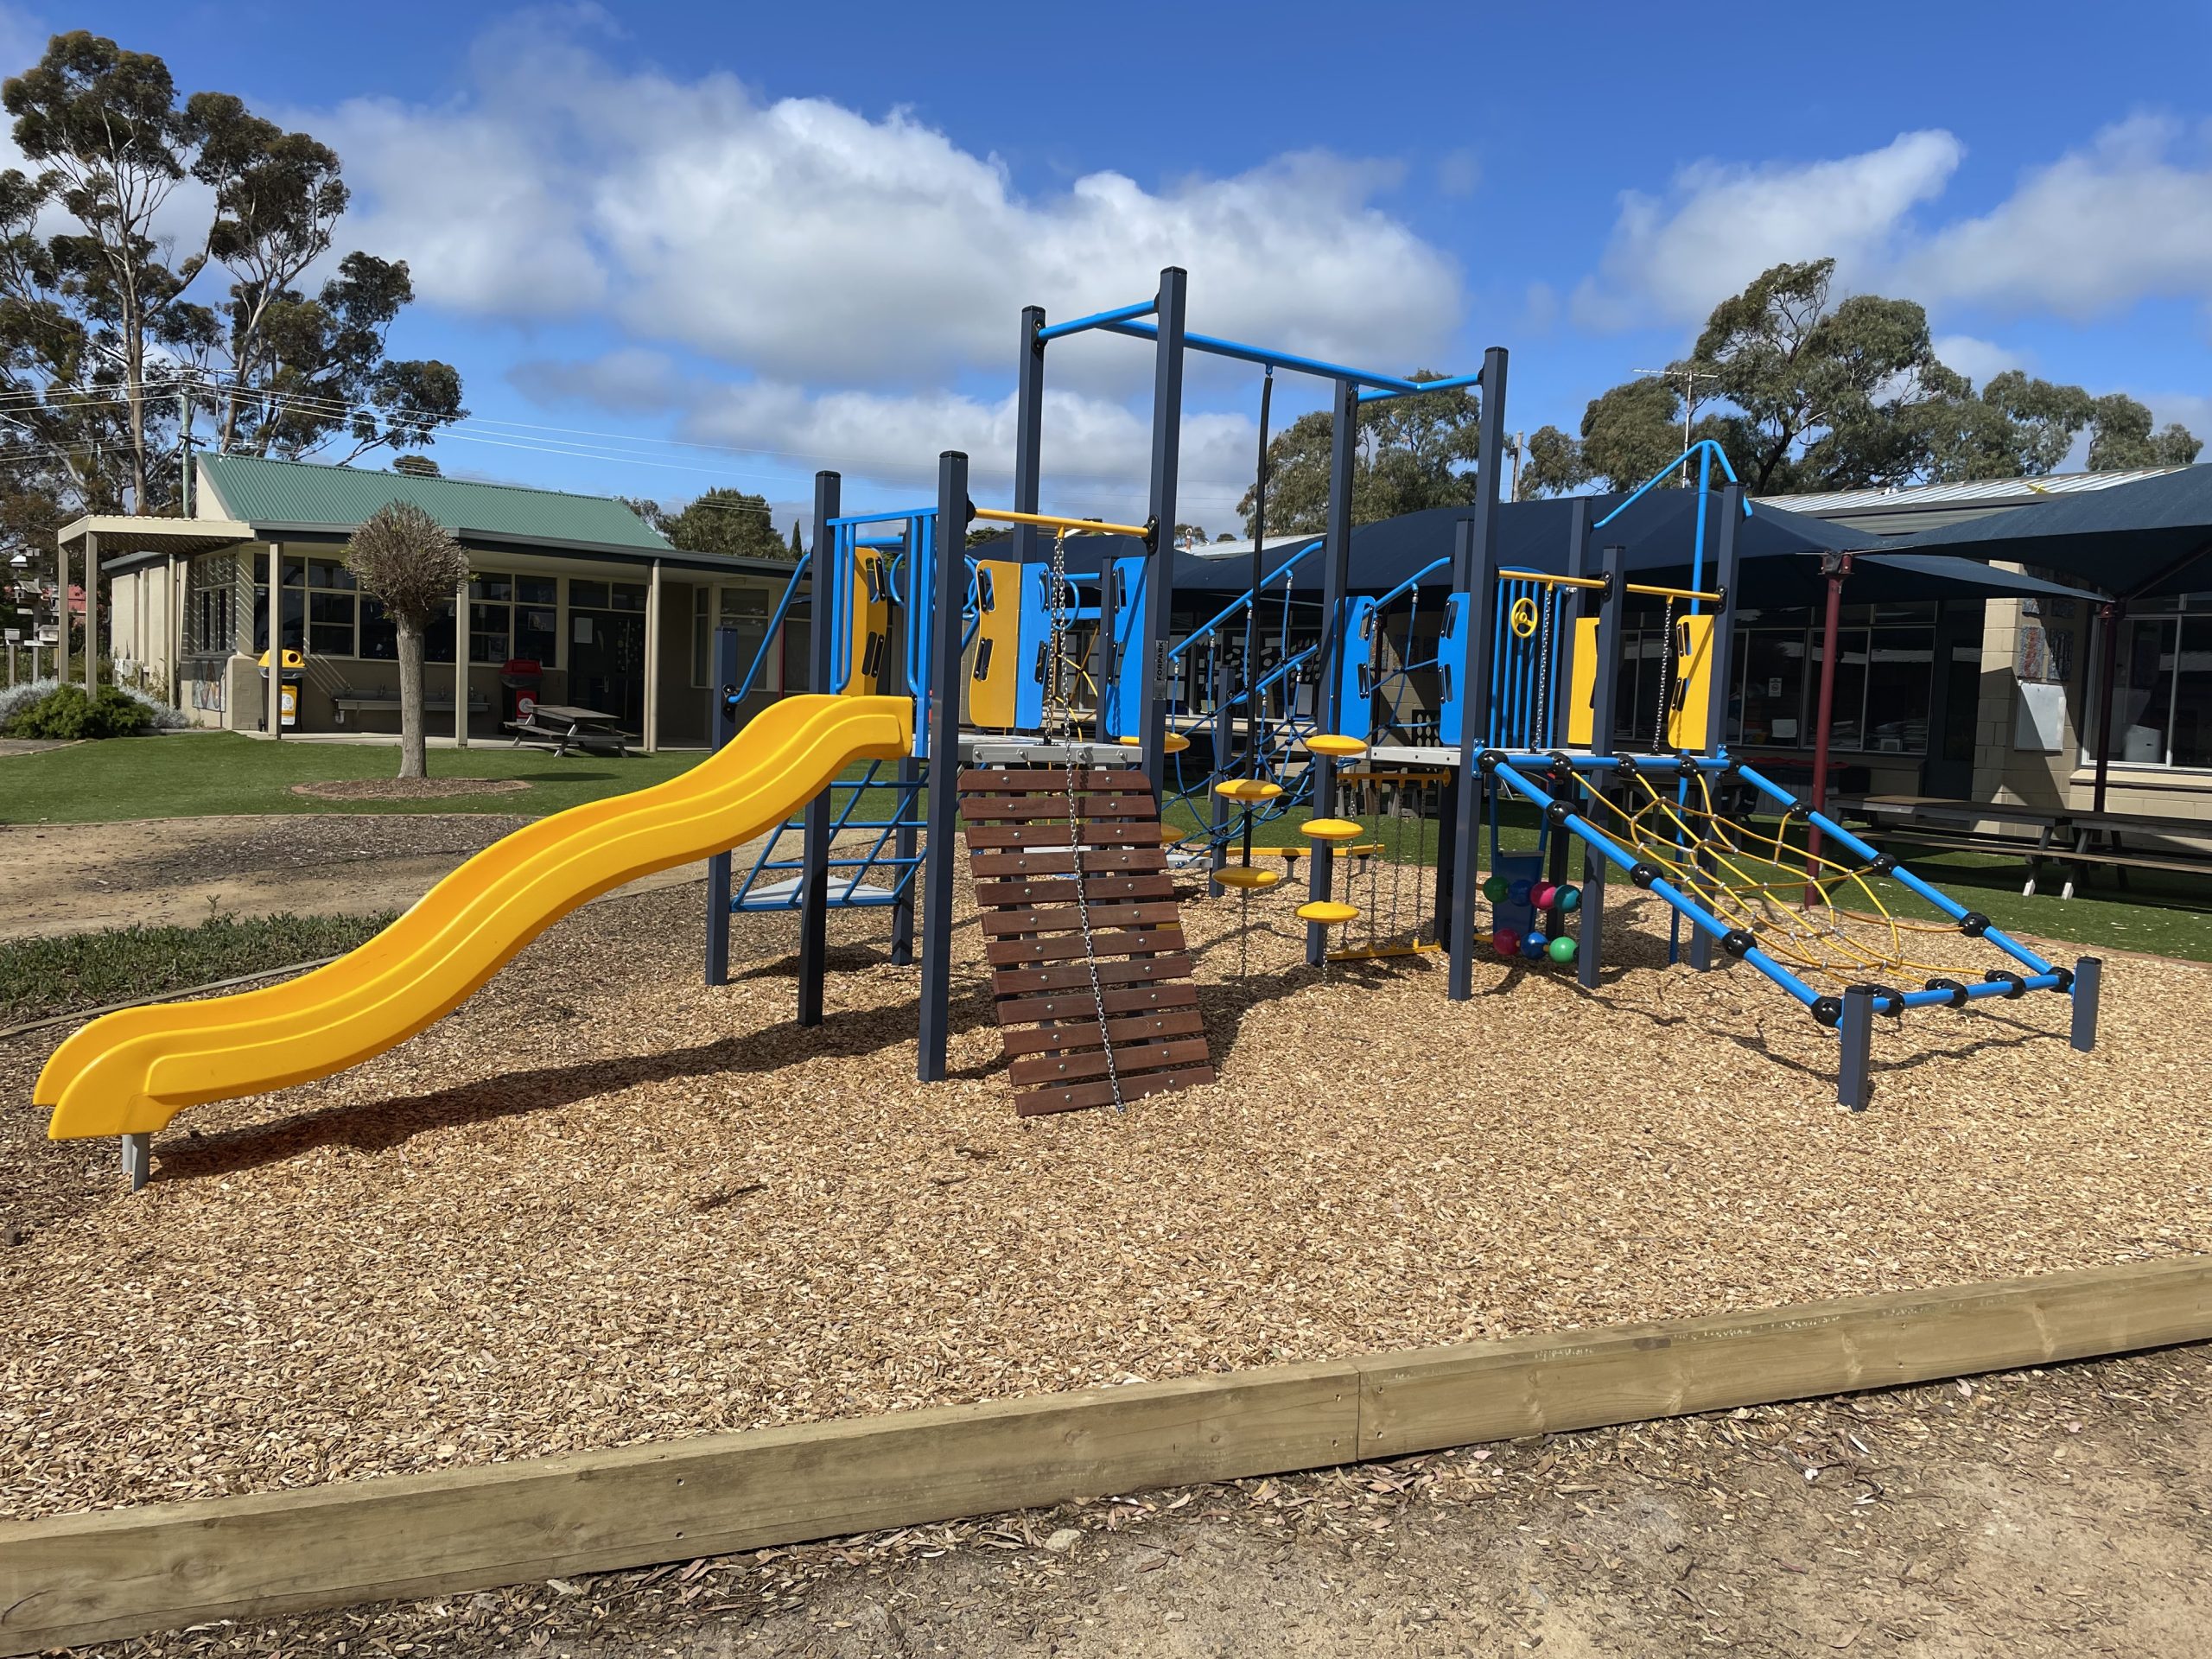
(1044, 532, 1126, 1113)
(1652, 596, 1677, 754)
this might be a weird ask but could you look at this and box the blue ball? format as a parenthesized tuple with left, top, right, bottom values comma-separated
(1555, 884, 1582, 913)
(1508, 879, 1533, 906)
(1520, 931, 1548, 960)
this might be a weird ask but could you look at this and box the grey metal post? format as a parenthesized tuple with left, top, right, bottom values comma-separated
(1686, 486, 1739, 973)
(797, 470, 841, 1027)
(266, 540, 283, 737)
(1447, 518, 1501, 999)
(1454, 348, 1510, 591)
(917, 451, 968, 1083)
(454, 571, 472, 747)
(890, 754, 918, 966)
(1210, 643, 1232, 889)
(2069, 956, 2102, 1052)
(1837, 988, 1873, 1111)
(84, 530, 99, 691)
(1135, 266, 1186, 799)
(1012, 305, 1046, 575)
(1580, 537, 1624, 993)
(1305, 374, 1361, 965)
(704, 623, 740, 986)
(121, 1132, 150, 1191)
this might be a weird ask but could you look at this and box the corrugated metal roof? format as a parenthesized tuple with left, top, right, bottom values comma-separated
(1754, 467, 2182, 516)
(198, 454, 672, 552)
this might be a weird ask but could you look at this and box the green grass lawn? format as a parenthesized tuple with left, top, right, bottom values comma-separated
(2, 733, 707, 823)
(9, 734, 2209, 967)
(0, 912, 396, 1024)
(1180, 791, 2212, 966)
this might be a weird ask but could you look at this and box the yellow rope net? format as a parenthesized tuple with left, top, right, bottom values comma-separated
(1569, 767, 1965, 988)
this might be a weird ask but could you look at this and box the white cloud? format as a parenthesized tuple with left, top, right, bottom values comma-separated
(318, 15, 1462, 389)
(1903, 117, 2212, 318)
(1573, 131, 1962, 329)
(512, 354, 1263, 522)
(1929, 333, 2029, 385)
(1573, 118, 2212, 334)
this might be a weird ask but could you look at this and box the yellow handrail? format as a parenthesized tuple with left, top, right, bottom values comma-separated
(973, 506, 1154, 540)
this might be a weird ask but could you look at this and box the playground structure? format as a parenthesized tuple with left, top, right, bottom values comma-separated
(33, 269, 2107, 1185)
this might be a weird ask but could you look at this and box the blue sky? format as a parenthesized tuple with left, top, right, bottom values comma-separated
(28, 0, 2212, 531)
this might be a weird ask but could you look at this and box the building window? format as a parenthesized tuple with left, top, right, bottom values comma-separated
(2088, 595, 2212, 769)
(303, 557, 359, 657)
(569, 579, 645, 612)
(466, 573, 557, 665)
(693, 585, 772, 688)
(1612, 602, 1940, 756)
(183, 553, 236, 656)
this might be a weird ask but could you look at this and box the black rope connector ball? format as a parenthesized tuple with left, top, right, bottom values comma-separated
(1545, 799, 1572, 826)
(1630, 861, 1661, 889)
(1848, 983, 1905, 1018)
(1924, 976, 1970, 1008)
(1676, 756, 1700, 780)
(1983, 969, 2027, 999)
(1476, 749, 1504, 774)
(1871, 851, 1897, 874)
(1612, 750, 1642, 778)
(1811, 995, 1844, 1028)
(1722, 928, 1755, 958)
(2053, 966, 2074, 994)
(1958, 911, 1992, 938)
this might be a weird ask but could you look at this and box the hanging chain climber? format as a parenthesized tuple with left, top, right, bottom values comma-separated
(1043, 530, 1127, 1113)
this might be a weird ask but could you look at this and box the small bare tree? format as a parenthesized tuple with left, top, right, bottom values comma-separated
(341, 501, 467, 779)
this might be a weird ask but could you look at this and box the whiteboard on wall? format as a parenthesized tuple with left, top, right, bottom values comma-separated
(2013, 681, 2066, 753)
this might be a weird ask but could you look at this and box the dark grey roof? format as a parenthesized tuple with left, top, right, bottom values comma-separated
(1881, 464, 2212, 599)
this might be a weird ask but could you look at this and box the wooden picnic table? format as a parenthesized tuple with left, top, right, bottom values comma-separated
(505, 703, 630, 757)
(1834, 794, 2212, 899)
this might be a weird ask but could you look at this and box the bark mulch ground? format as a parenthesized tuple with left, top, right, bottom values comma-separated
(3, 865, 2207, 1528)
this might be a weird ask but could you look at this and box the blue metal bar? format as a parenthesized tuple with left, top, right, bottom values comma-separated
(1035, 298, 1157, 343)
(1356, 372, 1479, 404)
(1097, 319, 1424, 391)
(1491, 759, 1822, 1007)
(1168, 541, 1323, 661)
(830, 506, 939, 528)
(736, 552, 810, 700)
(1592, 441, 1753, 530)
(1731, 764, 2059, 978)
(1370, 556, 1452, 616)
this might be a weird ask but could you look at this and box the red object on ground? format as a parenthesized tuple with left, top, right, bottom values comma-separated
(501, 658, 543, 724)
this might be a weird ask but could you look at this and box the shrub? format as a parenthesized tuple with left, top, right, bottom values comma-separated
(0, 677, 186, 738)
(5, 682, 151, 739)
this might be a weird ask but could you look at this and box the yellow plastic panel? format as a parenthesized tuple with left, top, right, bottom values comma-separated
(38, 695, 913, 1141)
(1665, 613, 1718, 751)
(1567, 615, 1600, 747)
(849, 551, 891, 695)
(969, 559, 1021, 727)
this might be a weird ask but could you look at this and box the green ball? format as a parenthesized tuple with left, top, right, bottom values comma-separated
(1546, 934, 1579, 964)
(1482, 874, 1510, 903)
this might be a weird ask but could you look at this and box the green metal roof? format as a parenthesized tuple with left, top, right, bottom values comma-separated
(197, 454, 672, 552)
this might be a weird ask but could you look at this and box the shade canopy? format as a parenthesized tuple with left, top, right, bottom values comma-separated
(973, 486, 2097, 609)
(1880, 464, 2212, 600)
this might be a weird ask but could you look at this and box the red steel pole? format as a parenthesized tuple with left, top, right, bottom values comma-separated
(1805, 556, 1849, 906)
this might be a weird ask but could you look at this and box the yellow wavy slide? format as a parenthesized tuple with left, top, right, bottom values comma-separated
(38, 694, 912, 1143)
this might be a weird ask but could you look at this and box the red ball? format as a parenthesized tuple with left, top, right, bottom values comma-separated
(1491, 928, 1521, 957)
(1530, 881, 1558, 911)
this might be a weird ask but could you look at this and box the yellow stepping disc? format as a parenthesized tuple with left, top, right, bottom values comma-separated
(1297, 900, 1360, 925)
(1213, 866, 1283, 891)
(1301, 817, 1363, 842)
(1213, 778, 1285, 802)
(1305, 734, 1370, 758)
(1119, 733, 1192, 753)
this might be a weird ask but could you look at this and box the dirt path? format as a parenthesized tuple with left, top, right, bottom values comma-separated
(0, 815, 716, 938)
(58, 1341, 2209, 1657)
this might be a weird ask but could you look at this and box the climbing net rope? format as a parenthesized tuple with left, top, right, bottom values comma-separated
(1569, 766, 1967, 991)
